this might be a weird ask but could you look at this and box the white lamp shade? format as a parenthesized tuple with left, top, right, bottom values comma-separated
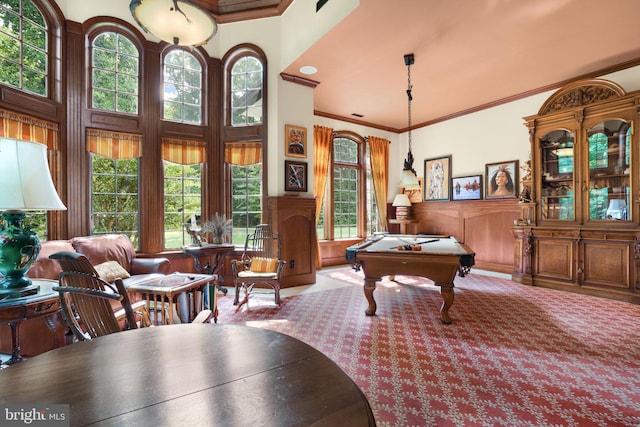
(392, 193, 412, 207)
(0, 138, 66, 211)
(131, 0, 217, 47)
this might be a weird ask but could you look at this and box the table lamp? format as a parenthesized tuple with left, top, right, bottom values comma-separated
(0, 138, 66, 295)
(392, 193, 412, 220)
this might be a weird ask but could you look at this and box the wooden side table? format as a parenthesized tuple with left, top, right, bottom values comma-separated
(127, 273, 216, 324)
(182, 244, 234, 295)
(0, 279, 61, 365)
(388, 218, 418, 234)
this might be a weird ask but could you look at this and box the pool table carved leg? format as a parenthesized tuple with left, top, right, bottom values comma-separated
(439, 285, 454, 324)
(363, 278, 377, 316)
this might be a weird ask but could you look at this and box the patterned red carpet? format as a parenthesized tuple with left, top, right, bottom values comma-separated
(216, 268, 640, 427)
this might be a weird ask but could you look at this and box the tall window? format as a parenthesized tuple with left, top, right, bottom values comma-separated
(88, 130, 141, 247)
(161, 138, 205, 249)
(0, 0, 48, 96)
(320, 132, 376, 240)
(226, 142, 262, 245)
(163, 162, 202, 248)
(230, 56, 263, 126)
(163, 49, 203, 124)
(91, 31, 139, 114)
(91, 155, 139, 245)
(224, 46, 267, 244)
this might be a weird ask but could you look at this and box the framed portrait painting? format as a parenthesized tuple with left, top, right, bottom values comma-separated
(285, 124, 307, 158)
(402, 178, 423, 203)
(452, 175, 483, 201)
(424, 155, 452, 201)
(485, 160, 519, 199)
(285, 160, 307, 192)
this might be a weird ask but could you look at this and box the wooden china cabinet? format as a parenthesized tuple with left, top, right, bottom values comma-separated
(512, 78, 640, 303)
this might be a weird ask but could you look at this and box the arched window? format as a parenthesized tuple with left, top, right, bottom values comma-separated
(319, 131, 378, 240)
(230, 55, 263, 126)
(0, 0, 48, 96)
(91, 31, 139, 114)
(163, 48, 203, 124)
(223, 45, 267, 243)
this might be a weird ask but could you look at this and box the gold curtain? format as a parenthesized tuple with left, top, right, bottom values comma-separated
(367, 135, 390, 232)
(161, 137, 206, 165)
(224, 142, 262, 166)
(86, 128, 142, 159)
(313, 125, 333, 267)
(0, 109, 59, 149)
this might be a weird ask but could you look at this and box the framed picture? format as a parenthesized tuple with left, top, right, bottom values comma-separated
(402, 178, 423, 203)
(285, 160, 307, 192)
(285, 124, 307, 158)
(424, 155, 452, 201)
(452, 175, 483, 201)
(485, 160, 519, 199)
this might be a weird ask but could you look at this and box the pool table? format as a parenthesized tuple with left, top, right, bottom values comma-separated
(346, 234, 475, 323)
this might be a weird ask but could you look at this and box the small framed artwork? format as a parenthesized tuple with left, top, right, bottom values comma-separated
(285, 160, 307, 192)
(424, 155, 452, 201)
(452, 175, 483, 201)
(485, 160, 519, 199)
(402, 178, 423, 203)
(285, 124, 307, 158)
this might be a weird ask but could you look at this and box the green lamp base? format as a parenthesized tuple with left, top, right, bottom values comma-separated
(0, 210, 41, 296)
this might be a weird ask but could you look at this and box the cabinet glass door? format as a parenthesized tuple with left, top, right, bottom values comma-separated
(540, 130, 575, 221)
(587, 119, 631, 222)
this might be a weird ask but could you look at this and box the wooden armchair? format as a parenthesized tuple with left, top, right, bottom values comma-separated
(53, 271, 151, 341)
(232, 224, 286, 307)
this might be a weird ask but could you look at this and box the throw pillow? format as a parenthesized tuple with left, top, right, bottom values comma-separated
(94, 260, 131, 283)
(249, 257, 278, 273)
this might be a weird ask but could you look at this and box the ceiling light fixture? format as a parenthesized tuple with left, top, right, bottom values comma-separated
(401, 53, 420, 190)
(130, 0, 217, 47)
(299, 65, 318, 75)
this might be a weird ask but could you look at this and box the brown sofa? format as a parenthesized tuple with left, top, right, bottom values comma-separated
(1, 234, 171, 357)
(28, 234, 170, 285)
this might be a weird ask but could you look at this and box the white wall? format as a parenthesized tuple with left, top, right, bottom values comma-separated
(316, 65, 640, 202)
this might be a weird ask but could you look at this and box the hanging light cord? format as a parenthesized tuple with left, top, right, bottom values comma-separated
(403, 58, 416, 174)
(407, 60, 413, 153)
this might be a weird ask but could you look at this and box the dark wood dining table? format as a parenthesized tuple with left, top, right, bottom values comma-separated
(0, 324, 376, 426)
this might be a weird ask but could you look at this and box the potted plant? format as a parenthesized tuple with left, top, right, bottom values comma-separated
(202, 213, 232, 244)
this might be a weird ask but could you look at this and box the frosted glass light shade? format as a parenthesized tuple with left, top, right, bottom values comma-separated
(130, 0, 217, 47)
(401, 169, 420, 190)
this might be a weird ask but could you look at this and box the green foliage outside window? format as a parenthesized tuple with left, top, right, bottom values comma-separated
(164, 49, 202, 124)
(589, 133, 608, 169)
(91, 32, 139, 114)
(231, 56, 263, 126)
(91, 155, 139, 248)
(230, 163, 262, 245)
(333, 138, 359, 238)
(163, 161, 202, 249)
(0, 0, 47, 96)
